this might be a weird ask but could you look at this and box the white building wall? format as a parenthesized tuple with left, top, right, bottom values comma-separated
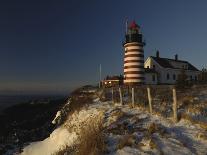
(161, 68, 180, 84)
(145, 57, 164, 83)
(145, 73, 158, 85)
(160, 69, 200, 84)
(144, 57, 201, 84)
(185, 70, 200, 80)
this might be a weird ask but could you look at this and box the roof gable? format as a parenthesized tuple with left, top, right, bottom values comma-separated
(151, 56, 199, 71)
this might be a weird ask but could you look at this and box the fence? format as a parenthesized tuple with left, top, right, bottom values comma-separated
(102, 85, 207, 124)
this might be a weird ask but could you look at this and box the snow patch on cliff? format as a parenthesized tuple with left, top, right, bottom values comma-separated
(21, 127, 77, 155)
(52, 111, 61, 124)
(21, 101, 105, 155)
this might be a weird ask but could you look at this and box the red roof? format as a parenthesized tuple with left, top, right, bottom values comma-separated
(129, 20, 138, 29)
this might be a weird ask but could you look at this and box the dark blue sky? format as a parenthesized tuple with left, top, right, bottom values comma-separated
(0, 0, 207, 94)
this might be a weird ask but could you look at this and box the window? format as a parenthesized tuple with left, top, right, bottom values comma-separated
(195, 76, 197, 81)
(190, 76, 192, 80)
(167, 73, 170, 80)
(152, 75, 155, 81)
(153, 65, 155, 69)
(173, 74, 176, 80)
(147, 66, 149, 68)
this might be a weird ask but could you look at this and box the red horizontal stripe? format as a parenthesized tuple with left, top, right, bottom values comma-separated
(124, 60, 144, 63)
(124, 65, 144, 69)
(124, 54, 144, 58)
(125, 49, 143, 52)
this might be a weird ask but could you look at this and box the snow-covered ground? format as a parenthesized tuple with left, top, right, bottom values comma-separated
(104, 104, 207, 155)
(20, 97, 207, 155)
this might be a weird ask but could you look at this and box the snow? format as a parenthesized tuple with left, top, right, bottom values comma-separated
(52, 110, 61, 124)
(116, 147, 141, 155)
(21, 127, 77, 155)
(102, 103, 207, 155)
(21, 95, 207, 155)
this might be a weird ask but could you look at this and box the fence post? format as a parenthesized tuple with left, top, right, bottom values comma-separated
(147, 87, 152, 113)
(132, 87, 135, 108)
(172, 87, 178, 123)
(119, 87, 123, 105)
(111, 87, 114, 103)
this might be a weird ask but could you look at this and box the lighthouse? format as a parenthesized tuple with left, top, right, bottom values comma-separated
(123, 21, 145, 85)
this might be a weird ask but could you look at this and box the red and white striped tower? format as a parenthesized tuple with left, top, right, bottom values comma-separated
(123, 21, 145, 85)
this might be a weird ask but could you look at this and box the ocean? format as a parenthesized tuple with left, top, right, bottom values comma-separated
(0, 94, 66, 112)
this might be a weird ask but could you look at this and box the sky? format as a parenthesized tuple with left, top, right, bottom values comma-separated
(0, 0, 207, 95)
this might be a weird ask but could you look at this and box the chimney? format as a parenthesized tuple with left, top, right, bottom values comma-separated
(156, 50, 160, 58)
(175, 54, 178, 61)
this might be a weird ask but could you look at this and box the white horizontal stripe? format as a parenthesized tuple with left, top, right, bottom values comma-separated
(125, 74, 145, 78)
(124, 57, 144, 61)
(125, 46, 143, 51)
(124, 68, 144, 72)
(125, 51, 143, 55)
(124, 79, 144, 83)
(124, 62, 144, 66)
(124, 42, 142, 47)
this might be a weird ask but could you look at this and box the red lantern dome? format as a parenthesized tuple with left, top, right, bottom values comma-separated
(129, 20, 139, 29)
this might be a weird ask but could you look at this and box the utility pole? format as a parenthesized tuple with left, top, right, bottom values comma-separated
(99, 64, 102, 88)
(125, 19, 128, 34)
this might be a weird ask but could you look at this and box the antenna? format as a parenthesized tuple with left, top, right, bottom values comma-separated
(125, 19, 128, 34)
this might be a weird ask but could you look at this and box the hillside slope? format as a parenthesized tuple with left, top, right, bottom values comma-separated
(20, 88, 207, 155)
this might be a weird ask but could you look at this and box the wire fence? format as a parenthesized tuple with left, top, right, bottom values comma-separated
(102, 85, 207, 125)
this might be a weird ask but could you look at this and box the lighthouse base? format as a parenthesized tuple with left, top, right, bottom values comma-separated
(124, 82, 145, 86)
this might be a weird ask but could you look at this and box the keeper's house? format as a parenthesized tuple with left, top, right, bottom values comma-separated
(144, 51, 201, 85)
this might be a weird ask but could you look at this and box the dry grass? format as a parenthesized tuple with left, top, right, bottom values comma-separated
(96, 89, 106, 102)
(54, 112, 106, 155)
(181, 113, 207, 129)
(197, 133, 207, 140)
(149, 138, 157, 149)
(148, 123, 158, 134)
(56, 88, 97, 127)
(75, 112, 106, 155)
(111, 109, 124, 119)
